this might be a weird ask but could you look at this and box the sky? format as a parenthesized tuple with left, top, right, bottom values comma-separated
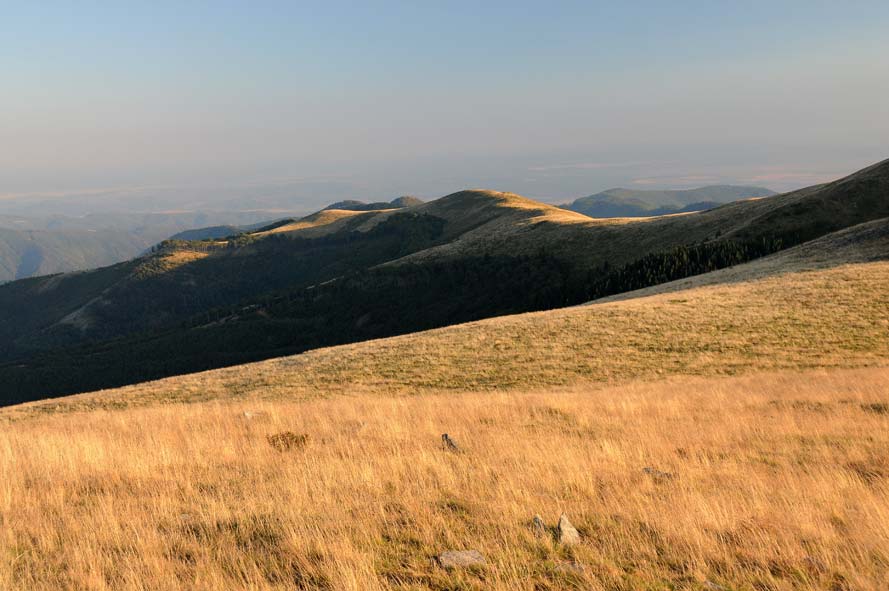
(2, 1, 889, 212)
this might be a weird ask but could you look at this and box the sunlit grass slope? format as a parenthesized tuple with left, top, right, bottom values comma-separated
(1, 218, 887, 590)
(2, 368, 888, 590)
(10, 219, 886, 418)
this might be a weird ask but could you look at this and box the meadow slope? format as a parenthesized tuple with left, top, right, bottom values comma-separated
(1, 218, 888, 590)
(8, 218, 886, 418)
(2, 368, 888, 590)
(1, 158, 887, 403)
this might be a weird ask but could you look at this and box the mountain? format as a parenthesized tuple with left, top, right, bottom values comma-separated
(322, 196, 424, 211)
(0, 228, 149, 283)
(165, 219, 287, 242)
(0, 158, 886, 403)
(3, 218, 886, 591)
(562, 185, 776, 218)
(11, 214, 885, 416)
(0, 211, 306, 281)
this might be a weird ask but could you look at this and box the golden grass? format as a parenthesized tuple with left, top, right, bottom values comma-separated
(254, 210, 378, 238)
(2, 367, 888, 590)
(3, 222, 887, 589)
(11, 257, 886, 419)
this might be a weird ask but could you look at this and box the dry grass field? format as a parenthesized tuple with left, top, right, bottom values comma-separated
(1, 221, 887, 589)
(2, 368, 888, 590)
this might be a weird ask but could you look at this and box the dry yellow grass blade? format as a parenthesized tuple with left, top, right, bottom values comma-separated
(2, 368, 887, 590)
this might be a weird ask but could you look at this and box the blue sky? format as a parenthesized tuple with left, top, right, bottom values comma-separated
(2, 1, 889, 209)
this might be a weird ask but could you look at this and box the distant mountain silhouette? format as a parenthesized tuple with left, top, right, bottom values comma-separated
(562, 185, 776, 218)
(323, 196, 424, 211)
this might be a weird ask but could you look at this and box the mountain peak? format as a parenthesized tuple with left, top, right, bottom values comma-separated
(322, 196, 425, 212)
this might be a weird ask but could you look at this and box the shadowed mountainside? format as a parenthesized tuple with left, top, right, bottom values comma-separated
(6, 214, 886, 416)
(0, 158, 886, 403)
(562, 185, 776, 218)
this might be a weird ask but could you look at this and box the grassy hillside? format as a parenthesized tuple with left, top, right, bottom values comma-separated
(8, 216, 886, 417)
(562, 185, 776, 218)
(1, 225, 887, 589)
(0, 158, 885, 402)
(2, 369, 887, 591)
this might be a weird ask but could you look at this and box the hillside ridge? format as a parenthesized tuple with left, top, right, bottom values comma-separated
(5, 215, 886, 417)
(0, 157, 886, 403)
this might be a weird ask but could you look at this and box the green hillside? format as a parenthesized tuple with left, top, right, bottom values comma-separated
(0, 158, 886, 404)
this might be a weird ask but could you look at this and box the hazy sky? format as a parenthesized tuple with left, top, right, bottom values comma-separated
(3, 1, 889, 211)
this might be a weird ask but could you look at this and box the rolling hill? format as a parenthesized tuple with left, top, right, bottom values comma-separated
(0, 228, 147, 283)
(322, 196, 424, 211)
(0, 211, 304, 282)
(0, 158, 886, 403)
(562, 184, 776, 218)
(1, 199, 887, 591)
(11, 213, 885, 415)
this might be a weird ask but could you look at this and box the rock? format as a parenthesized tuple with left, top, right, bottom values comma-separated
(557, 514, 580, 545)
(242, 411, 268, 420)
(532, 514, 547, 537)
(436, 549, 485, 569)
(642, 466, 675, 480)
(441, 433, 461, 452)
(704, 581, 729, 591)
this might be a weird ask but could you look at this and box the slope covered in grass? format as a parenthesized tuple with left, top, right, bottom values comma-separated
(1, 216, 887, 590)
(8, 217, 886, 417)
(2, 366, 887, 590)
(1, 158, 886, 403)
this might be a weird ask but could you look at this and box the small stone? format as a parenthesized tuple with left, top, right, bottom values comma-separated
(441, 433, 461, 452)
(703, 581, 729, 591)
(532, 514, 547, 537)
(242, 411, 268, 420)
(557, 514, 580, 545)
(436, 549, 485, 569)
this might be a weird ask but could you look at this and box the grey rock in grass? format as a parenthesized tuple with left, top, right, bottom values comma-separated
(436, 549, 485, 569)
(441, 433, 461, 452)
(242, 410, 268, 420)
(532, 514, 547, 537)
(557, 514, 580, 545)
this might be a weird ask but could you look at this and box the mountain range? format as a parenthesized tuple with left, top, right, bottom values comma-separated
(0, 211, 303, 283)
(0, 159, 886, 404)
(561, 185, 776, 218)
